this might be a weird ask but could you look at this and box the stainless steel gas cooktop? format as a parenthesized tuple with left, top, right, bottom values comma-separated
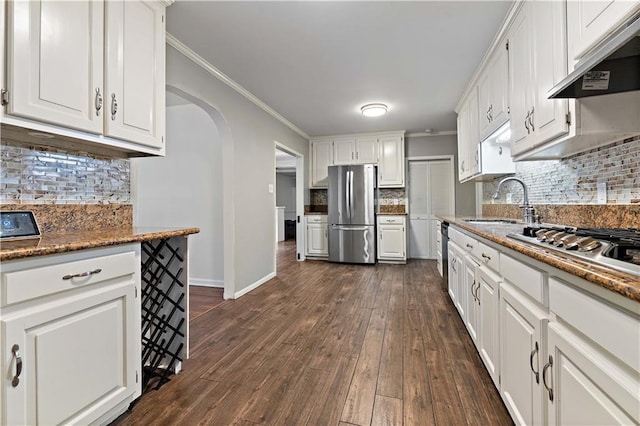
(508, 226, 640, 278)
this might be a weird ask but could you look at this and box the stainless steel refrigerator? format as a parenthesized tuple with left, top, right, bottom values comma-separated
(328, 164, 376, 264)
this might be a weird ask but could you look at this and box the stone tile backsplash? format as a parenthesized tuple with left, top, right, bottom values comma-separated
(1, 139, 130, 205)
(309, 188, 406, 207)
(483, 136, 639, 204)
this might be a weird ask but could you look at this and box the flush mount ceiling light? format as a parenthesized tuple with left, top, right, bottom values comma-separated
(361, 103, 388, 117)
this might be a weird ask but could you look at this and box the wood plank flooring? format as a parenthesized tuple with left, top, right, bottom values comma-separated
(189, 286, 226, 321)
(113, 241, 512, 425)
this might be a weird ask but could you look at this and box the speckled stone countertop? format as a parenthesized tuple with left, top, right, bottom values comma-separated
(377, 212, 408, 215)
(439, 216, 640, 303)
(0, 227, 200, 261)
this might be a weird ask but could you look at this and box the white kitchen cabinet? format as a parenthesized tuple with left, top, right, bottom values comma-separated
(333, 137, 356, 165)
(305, 215, 328, 257)
(3, 0, 166, 156)
(435, 220, 443, 277)
(447, 241, 464, 317)
(377, 134, 405, 187)
(456, 89, 480, 181)
(104, 0, 165, 148)
(463, 253, 480, 344)
(500, 281, 547, 426)
(355, 136, 378, 164)
(0, 245, 141, 425)
(509, 1, 570, 157)
(377, 215, 406, 263)
(478, 265, 501, 388)
(567, 1, 640, 63)
(310, 140, 333, 188)
(478, 39, 509, 141)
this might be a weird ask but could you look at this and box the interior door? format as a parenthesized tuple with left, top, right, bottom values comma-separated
(409, 159, 454, 259)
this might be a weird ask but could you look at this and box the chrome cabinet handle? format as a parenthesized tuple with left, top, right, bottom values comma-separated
(63, 268, 102, 280)
(489, 104, 493, 122)
(11, 344, 22, 387)
(525, 111, 530, 134)
(487, 108, 491, 123)
(111, 93, 118, 120)
(542, 354, 554, 401)
(95, 88, 103, 116)
(530, 341, 540, 384)
(466, 243, 473, 249)
(481, 253, 491, 261)
(529, 106, 535, 131)
(474, 150, 479, 166)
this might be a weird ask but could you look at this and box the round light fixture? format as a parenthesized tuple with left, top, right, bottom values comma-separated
(361, 103, 388, 117)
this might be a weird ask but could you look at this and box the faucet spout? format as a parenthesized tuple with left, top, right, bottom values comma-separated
(493, 177, 536, 225)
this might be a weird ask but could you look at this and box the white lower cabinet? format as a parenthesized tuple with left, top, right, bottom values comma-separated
(447, 243, 461, 307)
(305, 215, 328, 257)
(463, 253, 480, 344)
(499, 281, 548, 426)
(377, 216, 406, 263)
(0, 245, 141, 425)
(477, 265, 500, 388)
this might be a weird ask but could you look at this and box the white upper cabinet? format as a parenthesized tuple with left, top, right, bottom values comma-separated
(105, 0, 165, 149)
(478, 42, 509, 140)
(355, 136, 378, 164)
(567, 1, 640, 64)
(6, 1, 104, 134)
(3, 0, 167, 156)
(377, 134, 405, 187)
(310, 140, 333, 188)
(457, 89, 480, 181)
(333, 137, 356, 165)
(509, 1, 570, 157)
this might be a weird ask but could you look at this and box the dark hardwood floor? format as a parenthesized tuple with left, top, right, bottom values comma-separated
(114, 240, 512, 425)
(189, 286, 226, 321)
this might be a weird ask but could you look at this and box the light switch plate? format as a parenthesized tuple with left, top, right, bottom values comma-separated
(268, 184, 274, 194)
(597, 181, 607, 204)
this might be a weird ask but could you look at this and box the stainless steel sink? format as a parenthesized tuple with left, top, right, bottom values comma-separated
(463, 218, 520, 225)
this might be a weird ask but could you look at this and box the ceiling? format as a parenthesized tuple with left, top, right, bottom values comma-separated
(167, 1, 512, 137)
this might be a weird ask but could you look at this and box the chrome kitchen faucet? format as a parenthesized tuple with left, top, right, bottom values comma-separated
(493, 177, 537, 225)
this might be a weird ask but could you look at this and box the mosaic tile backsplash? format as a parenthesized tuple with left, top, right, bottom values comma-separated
(309, 188, 406, 207)
(483, 136, 640, 204)
(1, 139, 130, 204)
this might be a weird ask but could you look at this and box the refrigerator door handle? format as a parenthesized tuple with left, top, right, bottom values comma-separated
(345, 170, 351, 220)
(331, 225, 369, 231)
(349, 170, 354, 220)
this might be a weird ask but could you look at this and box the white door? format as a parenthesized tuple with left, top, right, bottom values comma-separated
(378, 135, 405, 187)
(105, 0, 165, 148)
(408, 159, 454, 259)
(306, 223, 327, 256)
(7, 0, 104, 133)
(311, 141, 332, 188)
(355, 136, 378, 164)
(333, 138, 355, 165)
(378, 225, 405, 259)
(478, 266, 501, 388)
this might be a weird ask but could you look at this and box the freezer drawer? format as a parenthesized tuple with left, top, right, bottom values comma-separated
(328, 225, 376, 264)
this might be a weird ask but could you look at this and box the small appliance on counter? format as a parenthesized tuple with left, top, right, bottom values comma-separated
(327, 164, 376, 264)
(0, 211, 40, 241)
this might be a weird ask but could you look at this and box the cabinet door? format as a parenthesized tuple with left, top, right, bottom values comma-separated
(567, 1, 640, 63)
(500, 282, 547, 426)
(1, 282, 138, 425)
(311, 141, 333, 188)
(509, 5, 536, 156)
(456, 100, 470, 181)
(467, 89, 480, 176)
(378, 224, 406, 259)
(105, 0, 165, 148)
(355, 136, 378, 164)
(546, 323, 640, 425)
(463, 255, 479, 344)
(488, 43, 509, 131)
(6, 0, 104, 133)
(477, 71, 491, 139)
(333, 138, 356, 165)
(530, 0, 569, 145)
(378, 135, 405, 187)
(447, 244, 458, 304)
(478, 265, 500, 387)
(306, 223, 328, 256)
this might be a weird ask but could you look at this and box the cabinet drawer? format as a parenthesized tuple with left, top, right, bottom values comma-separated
(475, 242, 499, 272)
(549, 277, 640, 371)
(306, 215, 327, 224)
(2, 251, 137, 306)
(378, 215, 405, 225)
(449, 227, 464, 246)
(501, 254, 546, 303)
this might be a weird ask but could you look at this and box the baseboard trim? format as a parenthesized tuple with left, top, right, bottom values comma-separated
(190, 278, 224, 288)
(231, 272, 276, 299)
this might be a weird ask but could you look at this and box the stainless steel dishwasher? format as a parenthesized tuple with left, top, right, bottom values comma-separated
(441, 221, 449, 283)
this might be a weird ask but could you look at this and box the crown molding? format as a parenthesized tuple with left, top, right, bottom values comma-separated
(406, 130, 457, 138)
(166, 33, 310, 140)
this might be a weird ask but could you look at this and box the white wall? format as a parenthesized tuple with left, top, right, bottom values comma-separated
(276, 173, 296, 221)
(165, 46, 309, 298)
(406, 135, 477, 216)
(134, 101, 224, 287)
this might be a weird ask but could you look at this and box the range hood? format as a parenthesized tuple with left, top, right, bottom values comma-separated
(549, 12, 640, 99)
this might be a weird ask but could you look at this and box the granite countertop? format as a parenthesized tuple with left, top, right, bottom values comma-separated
(440, 216, 640, 303)
(0, 226, 200, 261)
(377, 212, 408, 215)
